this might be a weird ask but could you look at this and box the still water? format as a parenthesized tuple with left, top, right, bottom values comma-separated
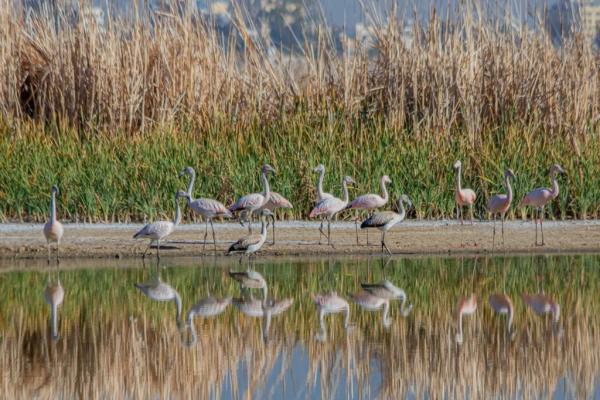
(1, 255, 599, 399)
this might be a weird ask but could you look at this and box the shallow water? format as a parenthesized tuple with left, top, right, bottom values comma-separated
(1, 255, 600, 399)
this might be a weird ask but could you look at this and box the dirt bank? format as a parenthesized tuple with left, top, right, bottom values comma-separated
(1, 220, 599, 261)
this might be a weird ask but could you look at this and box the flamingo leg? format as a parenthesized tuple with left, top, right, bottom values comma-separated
(318, 220, 328, 245)
(540, 206, 545, 246)
(534, 208, 538, 246)
(492, 214, 496, 250)
(142, 240, 153, 259)
(271, 218, 276, 245)
(469, 204, 474, 225)
(203, 219, 209, 252)
(56, 242, 60, 264)
(248, 212, 253, 234)
(354, 214, 360, 245)
(366, 212, 371, 245)
(156, 239, 161, 259)
(328, 218, 335, 249)
(47, 242, 51, 264)
(456, 205, 460, 224)
(382, 230, 392, 255)
(210, 219, 217, 252)
(501, 213, 505, 246)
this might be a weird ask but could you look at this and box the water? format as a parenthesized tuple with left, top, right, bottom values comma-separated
(1, 255, 600, 399)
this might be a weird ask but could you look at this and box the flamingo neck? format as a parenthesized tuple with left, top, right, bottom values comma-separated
(457, 311, 463, 338)
(262, 309, 272, 341)
(186, 315, 198, 347)
(380, 177, 389, 202)
(400, 295, 412, 316)
(173, 196, 181, 226)
(50, 302, 59, 340)
(341, 180, 350, 204)
(550, 175, 560, 199)
(317, 169, 326, 200)
(186, 169, 196, 197)
(174, 293, 182, 325)
(507, 305, 514, 334)
(261, 171, 270, 200)
(318, 310, 327, 341)
(505, 175, 513, 204)
(343, 305, 350, 329)
(260, 217, 268, 238)
(397, 200, 406, 221)
(455, 167, 462, 193)
(382, 301, 391, 327)
(261, 284, 268, 301)
(50, 191, 57, 222)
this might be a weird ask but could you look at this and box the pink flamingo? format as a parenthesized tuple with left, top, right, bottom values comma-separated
(314, 164, 334, 244)
(453, 161, 477, 225)
(486, 168, 516, 248)
(518, 164, 566, 246)
(43, 185, 64, 264)
(345, 175, 392, 245)
(521, 293, 561, 336)
(255, 191, 293, 245)
(229, 164, 276, 233)
(488, 293, 514, 337)
(456, 293, 477, 344)
(309, 176, 355, 248)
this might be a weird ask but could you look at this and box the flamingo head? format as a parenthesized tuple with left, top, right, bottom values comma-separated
(313, 164, 325, 173)
(51, 185, 59, 194)
(262, 164, 276, 175)
(176, 190, 191, 201)
(504, 168, 516, 179)
(453, 160, 462, 170)
(382, 175, 392, 184)
(343, 176, 356, 187)
(179, 166, 195, 177)
(260, 209, 275, 227)
(399, 194, 412, 209)
(549, 164, 566, 176)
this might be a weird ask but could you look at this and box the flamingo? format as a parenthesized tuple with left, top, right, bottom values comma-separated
(488, 293, 514, 337)
(312, 291, 351, 342)
(229, 164, 276, 233)
(227, 209, 274, 260)
(44, 273, 64, 341)
(349, 290, 393, 328)
(521, 293, 561, 335)
(134, 274, 184, 329)
(254, 191, 293, 245)
(178, 166, 233, 252)
(133, 190, 184, 259)
(360, 194, 412, 255)
(518, 164, 566, 246)
(360, 279, 413, 316)
(233, 295, 293, 341)
(487, 168, 516, 248)
(456, 293, 477, 344)
(43, 185, 64, 264)
(345, 175, 392, 245)
(453, 161, 477, 225)
(313, 164, 334, 244)
(228, 268, 268, 300)
(184, 296, 231, 346)
(309, 176, 355, 248)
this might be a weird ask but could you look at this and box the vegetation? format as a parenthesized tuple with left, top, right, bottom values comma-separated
(0, 2, 599, 221)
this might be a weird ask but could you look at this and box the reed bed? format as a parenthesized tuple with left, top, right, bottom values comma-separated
(0, 255, 599, 398)
(0, 1, 599, 221)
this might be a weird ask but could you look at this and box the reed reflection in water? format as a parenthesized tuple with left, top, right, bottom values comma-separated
(1, 255, 600, 399)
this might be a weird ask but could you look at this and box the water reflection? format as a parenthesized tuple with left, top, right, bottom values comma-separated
(522, 292, 563, 337)
(312, 291, 351, 342)
(186, 295, 231, 347)
(232, 295, 293, 342)
(43, 267, 64, 341)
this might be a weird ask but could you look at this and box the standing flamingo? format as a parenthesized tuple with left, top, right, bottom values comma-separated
(44, 273, 64, 341)
(360, 194, 412, 255)
(487, 168, 516, 248)
(518, 164, 566, 246)
(43, 185, 64, 264)
(309, 176, 355, 248)
(312, 291, 351, 342)
(179, 167, 233, 252)
(227, 209, 274, 261)
(185, 296, 232, 346)
(254, 191, 293, 245)
(133, 190, 184, 259)
(345, 175, 392, 245)
(349, 291, 393, 328)
(521, 293, 561, 335)
(229, 164, 276, 233)
(488, 293, 514, 337)
(453, 161, 477, 225)
(456, 293, 477, 344)
(313, 164, 334, 244)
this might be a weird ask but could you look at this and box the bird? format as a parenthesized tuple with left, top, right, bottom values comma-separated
(349, 290, 393, 328)
(518, 164, 566, 246)
(253, 191, 293, 245)
(360, 279, 413, 316)
(345, 175, 392, 245)
(360, 194, 412, 255)
(456, 293, 477, 344)
(43, 185, 64, 264)
(521, 293, 561, 336)
(453, 160, 477, 225)
(232, 295, 293, 342)
(309, 176, 355, 248)
(133, 190, 184, 259)
(229, 164, 276, 233)
(185, 295, 232, 346)
(227, 209, 274, 260)
(134, 274, 183, 329)
(228, 268, 268, 300)
(178, 166, 233, 252)
(488, 293, 514, 337)
(313, 164, 334, 244)
(44, 274, 64, 341)
(486, 168, 516, 248)
(312, 291, 351, 342)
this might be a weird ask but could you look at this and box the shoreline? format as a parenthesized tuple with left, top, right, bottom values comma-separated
(1, 220, 599, 261)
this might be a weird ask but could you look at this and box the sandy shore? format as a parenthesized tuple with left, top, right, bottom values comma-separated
(1, 219, 599, 260)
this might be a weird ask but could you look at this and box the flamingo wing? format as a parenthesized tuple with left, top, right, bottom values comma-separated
(309, 197, 344, 218)
(347, 194, 385, 210)
(229, 193, 264, 212)
(133, 221, 173, 239)
(486, 194, 509, 213)
(361, 211, 397, 228)
(191, 198, 232, 217)
(228, 234, 263, 252)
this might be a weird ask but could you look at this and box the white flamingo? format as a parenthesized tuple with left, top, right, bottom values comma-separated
(349, 291, 393, 328)
(185, 296, 232, 346)
(228, 268, 268, 300)
(135, 274, 184, 329)
(179, 166, 233, 252)
(309, 176, 355, 248)
(227, 209, 274, 260)
(44, 272, 64, 341)
(453, 160, 477, 225)
(229, 164, 276, 233)
(233, 295, 293, 341)
(345, 175, 392, 245)
(313, 164, 334, 244)
(360, 194, 412, 255)
(312, 291, 351, 342)
(487, 169, 516, 248)
(43, 185, 64, 264)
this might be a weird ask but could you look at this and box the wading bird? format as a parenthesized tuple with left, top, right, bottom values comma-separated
(43, 185, 64, 264)
(349, 290, 393, 328)
(487, 169, 516, 248)
(521, 293, 561, 335)
(233, 295, 293, 341)
(44, 273, 64, 341)
(518, 164, 566, 246)
(346, 175, 392, 245)
(227, 209, 274, 260)
(185, 296, 232, 346)
(360, 279, 413, 316)
(312, 291, 351, 342)
(135, 274, 183, 329)
(133, 190, 184, 259)
(254, 191, 293, 245)
(360, 194, 412, 255)
(313, 164, 334, 244)
(488, 293, 514, 337)
(453, 161, 477, 225)
(309, 176, 355, 247)
(179, 167, 233, 252)
(456, 293, 477, 344)
(228, 269, 268, 300)
(229, 164, 276, 233)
